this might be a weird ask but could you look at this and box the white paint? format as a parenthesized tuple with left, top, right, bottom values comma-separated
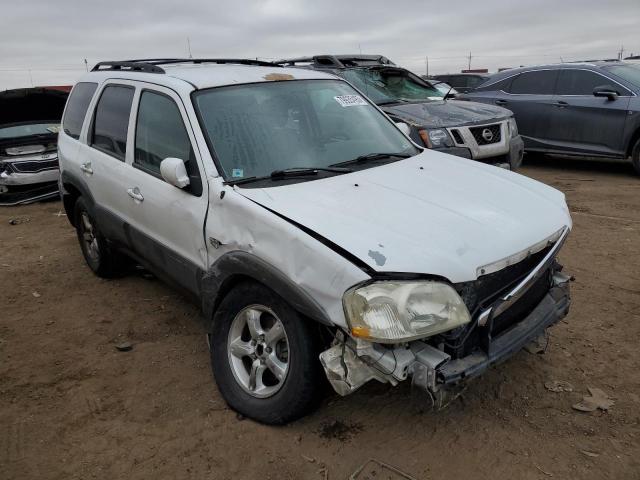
(237, 151, 571, 283)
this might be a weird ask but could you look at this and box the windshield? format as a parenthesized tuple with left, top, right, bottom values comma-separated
(604, 63, 640, 88)
(193, 79, 418, 181)
(340, 68, 444, 104)
(0, 122, 60, 140)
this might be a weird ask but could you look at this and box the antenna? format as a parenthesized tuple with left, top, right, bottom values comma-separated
(467, 51, 472, 70)
(187, 37, 193, 59)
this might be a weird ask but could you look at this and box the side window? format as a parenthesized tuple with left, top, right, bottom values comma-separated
(62, 82, 98, 139)
(510, 70, 558, 95)
(557, 70, 616, 96)
(91, 85, 135, 160)
(134, 91, 202, 195)
(477, 75, 514, 92)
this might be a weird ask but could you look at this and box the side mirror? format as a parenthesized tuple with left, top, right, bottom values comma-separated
(160, 157, 190, 188)
(395, 122, 411, 137)
(593, 85, 619, 101)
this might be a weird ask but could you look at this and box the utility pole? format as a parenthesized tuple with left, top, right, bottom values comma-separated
(425, 56, 429, 76)
(187, 37, 193, 58)
(84, 58, 88, 72)
(467, 51, 472, 71)
(618, 45, 624, 60)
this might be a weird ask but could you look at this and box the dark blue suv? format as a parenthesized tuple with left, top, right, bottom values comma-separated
(462, 62, 640, 175)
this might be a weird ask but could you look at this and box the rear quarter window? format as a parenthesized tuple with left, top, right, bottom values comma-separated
(62, 82, 98, 140)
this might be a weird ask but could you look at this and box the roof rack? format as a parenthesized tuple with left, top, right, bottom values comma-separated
(275, 55, 395, 69)
(91, 58, 281, 74)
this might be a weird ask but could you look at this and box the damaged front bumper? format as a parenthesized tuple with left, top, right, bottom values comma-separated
(320, 271, 571, 399)
(0, 155, 60, 205)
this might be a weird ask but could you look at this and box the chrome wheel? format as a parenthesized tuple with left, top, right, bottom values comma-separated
(80, 212, 100, 263)
(227, 305, 290, 398)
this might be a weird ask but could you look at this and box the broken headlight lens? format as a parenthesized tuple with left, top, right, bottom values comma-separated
(343, 281, 471, 343)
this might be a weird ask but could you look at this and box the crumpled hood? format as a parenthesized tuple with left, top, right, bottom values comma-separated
(383, 99, 511, 128)
(236, 152, 571, 283)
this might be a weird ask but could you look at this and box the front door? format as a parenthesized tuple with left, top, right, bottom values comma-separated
(122, 84, 209, 296)
(546, 68, 631, 156)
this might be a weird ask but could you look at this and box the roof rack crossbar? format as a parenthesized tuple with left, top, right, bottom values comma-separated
(91, 58, 281, 73)
(274, 54, 395, 69)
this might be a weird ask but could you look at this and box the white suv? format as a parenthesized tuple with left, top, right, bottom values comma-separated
(58, 59, 573, 424)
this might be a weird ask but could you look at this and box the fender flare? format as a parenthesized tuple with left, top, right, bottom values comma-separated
(201, 251, 334, 330)
(60, 170, 96, 226)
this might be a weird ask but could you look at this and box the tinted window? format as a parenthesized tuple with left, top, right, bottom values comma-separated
(91, 85, 134, 160)
(477, 76, 514, 92)
(510, 70, 558, 95)
(62, 82, 98, 139)
(135, 91, 193, 175)
(604, 64, 640, 89)
(557, 70, 612, 95)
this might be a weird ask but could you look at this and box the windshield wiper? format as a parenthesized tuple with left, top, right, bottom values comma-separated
(330, 152, 413, 168)
(224, 166, 352, 186)
(376, 99, 405, 106)
(270, 166, 352, 178)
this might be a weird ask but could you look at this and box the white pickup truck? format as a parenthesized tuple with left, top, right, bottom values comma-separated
(58, 58, 572, 424)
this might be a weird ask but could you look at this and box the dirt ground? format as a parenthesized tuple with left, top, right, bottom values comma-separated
(1, 156, 639, 480)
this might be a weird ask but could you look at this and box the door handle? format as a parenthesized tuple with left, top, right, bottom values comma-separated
(554, 101, 569, 108)
(80, 162, 93, 175)
(495, 99, 508, 105)
(127, 187, 144, 202)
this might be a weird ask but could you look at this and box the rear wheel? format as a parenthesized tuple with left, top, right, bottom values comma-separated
(73, 197, 126, 277)
(209, 281, 324, 424)
(631, 138, 640, 176)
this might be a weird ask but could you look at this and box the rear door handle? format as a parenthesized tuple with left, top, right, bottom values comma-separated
(80, 162, 93, 175)
(554, 101, 569, 108)
(127, 187, 144, 202)
(495, 99, 508, 106)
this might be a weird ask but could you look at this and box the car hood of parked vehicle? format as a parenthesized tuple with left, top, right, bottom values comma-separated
(383, 99, 512, 129)
(236, 152, 571, 283)
(0, 87, 69, 131)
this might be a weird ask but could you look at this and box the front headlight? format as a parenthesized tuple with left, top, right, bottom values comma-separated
(508, 117, 518, 138)
(418, 128, 452, 148)
(343, 281, 471, 343)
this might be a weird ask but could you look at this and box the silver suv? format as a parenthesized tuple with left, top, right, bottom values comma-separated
(58, 59, 572, 424)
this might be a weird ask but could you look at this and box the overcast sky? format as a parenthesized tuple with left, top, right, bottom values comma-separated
(1, 0, 638, 90)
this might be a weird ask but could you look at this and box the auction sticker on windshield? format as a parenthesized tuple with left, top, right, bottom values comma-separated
(334, 95, 368, 107)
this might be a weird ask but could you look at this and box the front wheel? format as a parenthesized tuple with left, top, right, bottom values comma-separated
(209, 281, 324, 424)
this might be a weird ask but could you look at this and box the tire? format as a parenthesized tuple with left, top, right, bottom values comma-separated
(631, 137, 640, 176)
(73, 197, 126, 278)
(209, 281, 324, 424)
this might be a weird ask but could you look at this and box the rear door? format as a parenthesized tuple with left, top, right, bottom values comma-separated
(123, 84, 209, 296)
(499, 69, 559, 150)
(79, 81, 137, 246)
(547, 68, 632, 156)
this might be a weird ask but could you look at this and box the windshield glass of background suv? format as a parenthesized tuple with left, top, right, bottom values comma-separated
(193, 79, 417, 181)
(341, 69, 444, 104)
(604, 64, 640, 88)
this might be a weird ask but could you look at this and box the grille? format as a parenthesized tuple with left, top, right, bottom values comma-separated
(458, 244, 553, 315)
(451, 129, 464, 144)
(11, 159, 59, 173)
(470, 124, 501, 145)
(490, 269, 551, 336)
